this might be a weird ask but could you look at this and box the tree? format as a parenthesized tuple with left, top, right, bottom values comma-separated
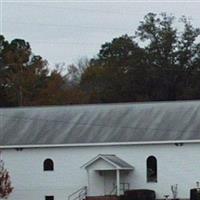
(135, 13, 200, 100)
(0, 156, 13, 199)
(136, 13, 177, 68)
(65, 58, 89, 86)
(80, 13, 200, 103)
(0, 35, 89, 106)
(2, 13, 200, 105)
(0, 37, 49, 106)
(80, 35, 146, 103)
(0, 36, 9, 107)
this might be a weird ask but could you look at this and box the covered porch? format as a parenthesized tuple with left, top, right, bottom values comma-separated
(82, 154, 134, 197)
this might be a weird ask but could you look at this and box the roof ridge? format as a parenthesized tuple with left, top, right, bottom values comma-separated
(1, 99, 200, 110)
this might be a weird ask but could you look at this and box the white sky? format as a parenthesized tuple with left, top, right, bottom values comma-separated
(1, 0, 200, 67)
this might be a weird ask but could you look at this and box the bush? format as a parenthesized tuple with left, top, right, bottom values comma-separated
(122, 189, 156, 200)
(190, 189, 200, 200)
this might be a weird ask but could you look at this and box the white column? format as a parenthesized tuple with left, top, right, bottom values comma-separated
(87, 169, 90, 196)
(116, 169, 120, 196)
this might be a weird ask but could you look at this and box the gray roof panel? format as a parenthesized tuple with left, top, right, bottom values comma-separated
(1, 101, 200, 146)
(102, 155, 134, 169)
(82, 154, 134, 169)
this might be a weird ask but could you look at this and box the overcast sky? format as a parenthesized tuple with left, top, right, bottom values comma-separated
(1, 0, 200, 68)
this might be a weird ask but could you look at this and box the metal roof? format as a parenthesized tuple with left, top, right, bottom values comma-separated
(1, 100, 200, 146)
(82, 154, 134, 170)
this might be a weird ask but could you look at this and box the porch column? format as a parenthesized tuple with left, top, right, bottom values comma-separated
(116, 169, 120, 196)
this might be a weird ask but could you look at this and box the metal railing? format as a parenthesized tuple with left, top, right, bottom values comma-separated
(110, 185, 117, 195)
(110, 183, 130, 196)
(68, 186, 87, 200)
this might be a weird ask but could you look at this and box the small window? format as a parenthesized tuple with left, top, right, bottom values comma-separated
(43, 159, 54, 171)
(147, 156, 157, 182)
(45, 196, 54, 200)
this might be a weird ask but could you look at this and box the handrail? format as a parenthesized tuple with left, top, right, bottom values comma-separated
(68, 186, 87, 200)
(110, 182, 130, 196)
(110, 185, 117, 195)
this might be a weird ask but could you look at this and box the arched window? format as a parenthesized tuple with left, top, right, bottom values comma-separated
(147, 156, 157, 182)
(43, 159, 54, 171)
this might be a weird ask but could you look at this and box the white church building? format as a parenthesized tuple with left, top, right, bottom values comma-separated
(0, 100, 200, 200)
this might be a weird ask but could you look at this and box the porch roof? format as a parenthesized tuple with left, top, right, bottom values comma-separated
(82, 154, 134, 170)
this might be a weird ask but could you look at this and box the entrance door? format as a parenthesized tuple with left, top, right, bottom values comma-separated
(88, 170, 105, 196)
(103, 171, 116, 195)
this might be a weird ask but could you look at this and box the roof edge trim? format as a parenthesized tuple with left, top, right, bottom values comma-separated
(0, 139, 199, 149)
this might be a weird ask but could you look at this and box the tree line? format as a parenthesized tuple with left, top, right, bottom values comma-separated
(1, 13, 200, 107)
